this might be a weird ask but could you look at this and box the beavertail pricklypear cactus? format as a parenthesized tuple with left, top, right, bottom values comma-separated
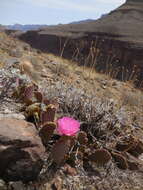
(34, 91, 43, 103)
(88, 149, 111, 165)
(23, 85, 34, 105)
(78, 131, 88, 145)
(112, 152, 128, 170)
(40, 104, 56, 124)
(43, 98, 50, 105)
(25, 103, 41, 122)
(52, 136, 73, 164)
(51, 117, 80, 164)
(39, 122, 56, 145)
(116, 135, 143, 157)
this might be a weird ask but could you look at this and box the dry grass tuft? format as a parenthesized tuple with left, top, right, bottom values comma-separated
(121, 90, 143, 108)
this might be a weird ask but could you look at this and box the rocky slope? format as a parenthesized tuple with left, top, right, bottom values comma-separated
(18, 0, 143, 87)
(0, 29, 143, 190)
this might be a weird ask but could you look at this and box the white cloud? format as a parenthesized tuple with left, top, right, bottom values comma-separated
(98, 0, 125, 4)
(20, 0, 125, 12)
(20, 0, 95, 11)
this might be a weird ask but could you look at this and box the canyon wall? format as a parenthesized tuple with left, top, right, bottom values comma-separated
(19, 0, 143, 87)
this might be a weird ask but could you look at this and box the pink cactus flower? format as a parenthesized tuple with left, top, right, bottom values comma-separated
(57, 117, 80, 136)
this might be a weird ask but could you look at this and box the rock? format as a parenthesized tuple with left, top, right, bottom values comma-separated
(0, 179, 7, 190)
(9, 48, 23, 58)
(101, 85, 106, 89)
(51, 177, 62, 190)
(112, 81, 118, 87)
(23, 44, 31, 51)
(0, 113, 25, 120)
(41, 73, 48, 78)
(63, 164, 77, 176)
(0, 118, 45, 182)
(2, 108, 12, 114)
(8, 181, 38, 190)
(4, 58, 20, 66)
(8, 181, 25, 190)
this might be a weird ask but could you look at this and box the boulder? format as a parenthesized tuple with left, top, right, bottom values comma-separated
(0, 113, 25, 120)
(0, 179, 6, 190)
(0, 118, 45, 182)
(9, 48, 23, 58)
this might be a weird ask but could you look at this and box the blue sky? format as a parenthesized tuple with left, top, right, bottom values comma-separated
(0, 0, 125, 25)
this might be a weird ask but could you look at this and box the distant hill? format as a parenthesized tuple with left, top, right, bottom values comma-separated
(4, 19, 97, 31)
(5, 24, 48, 31)
(100, 14, 107, 18)
(69, 19, 95, 24)
(0, 24, 6, 31)
(4, 20, 96, 31)
(20, 0, 143, 47)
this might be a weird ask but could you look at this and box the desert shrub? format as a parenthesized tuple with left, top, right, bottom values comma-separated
(0, 62, 30, 104)
(48, 62, 70, 76)
(121, 90, 143, 108)
(42, 81, 127, 134)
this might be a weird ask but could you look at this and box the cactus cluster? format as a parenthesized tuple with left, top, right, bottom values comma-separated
(13, 80, 143, 172)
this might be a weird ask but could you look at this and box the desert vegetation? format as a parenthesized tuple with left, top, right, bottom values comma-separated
(0, 7, 143, 187)
(1, 0, 143, 189)
(0, 29, 143, 190)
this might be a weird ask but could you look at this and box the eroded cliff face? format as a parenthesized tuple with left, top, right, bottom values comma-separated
(19, 0, 143, 87)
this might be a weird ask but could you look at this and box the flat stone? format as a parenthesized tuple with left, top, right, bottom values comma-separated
(9, 48, 23, 58)
(0, 113, 25, 120)
(0, 179, 6, 190)
(0, 118, 45, 182)
(8, 181, 27, 190)
(4, 58, 20, 66)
